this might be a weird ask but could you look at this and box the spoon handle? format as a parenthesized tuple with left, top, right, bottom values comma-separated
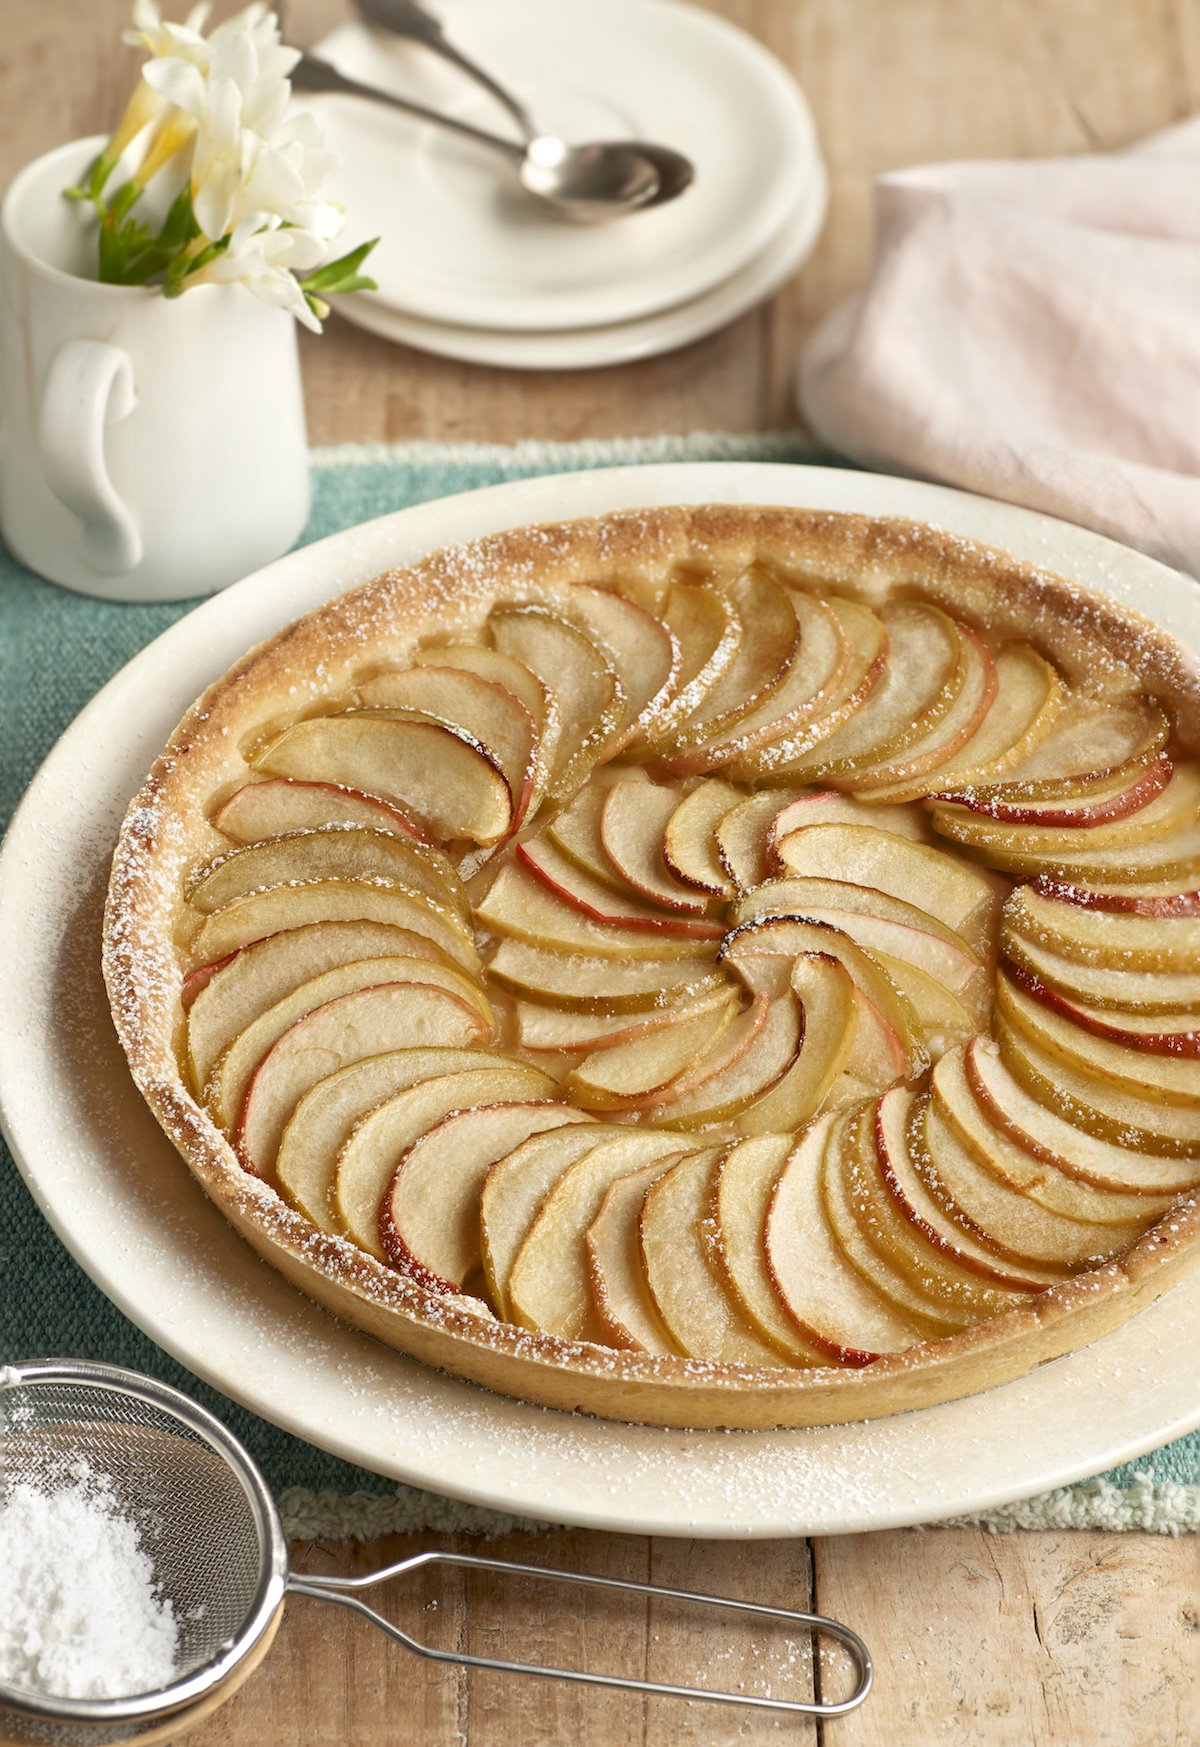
(353, 0, 537, 140)
(291, 50, 524, 161)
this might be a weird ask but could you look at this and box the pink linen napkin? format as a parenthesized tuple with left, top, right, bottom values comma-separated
(796, 118, 1200, 579)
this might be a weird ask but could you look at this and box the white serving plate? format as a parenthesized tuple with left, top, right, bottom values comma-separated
(310, 1, 820, 333)
(326, 165, 826, 370)
(2, 463, 1197, 1539)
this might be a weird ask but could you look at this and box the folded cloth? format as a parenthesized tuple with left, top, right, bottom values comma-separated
(797, 117, 1200, 579)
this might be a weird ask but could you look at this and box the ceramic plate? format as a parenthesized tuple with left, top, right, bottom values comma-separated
(328, 167, 826, 369)
(2, 463, 1198, 1538)
(308, 0, 821, 331)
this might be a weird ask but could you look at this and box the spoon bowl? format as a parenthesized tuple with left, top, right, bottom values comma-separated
(519, 134, 663, 217)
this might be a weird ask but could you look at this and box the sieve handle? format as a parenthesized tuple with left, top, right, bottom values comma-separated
(287, 1550, 873, 1718)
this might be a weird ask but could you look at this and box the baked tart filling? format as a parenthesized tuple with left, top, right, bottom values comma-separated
(103, 506, 1200, 1428)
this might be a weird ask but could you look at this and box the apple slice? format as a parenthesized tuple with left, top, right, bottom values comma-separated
(1001, 928, 1200, 1016)
(275, 1046, 490, 1225)
(567, 997, 738, 1108)
(871, 1089, 1055, 1295)
(508, 1131, 687, 1341)
(193, 879, 480, 972)
(488, 602, 624, 798)
(917, 1092, 1132, 1271)
(479, 1123, 619, 1318)
(586, 1160, 685, 1354)
(475, 864, 717, 961)
(599, 779, 717, 913)
(727, 598, 888, 779)
(213, 778, 427, 844)
(514, 840, 723, 938)
(185, 920, 459, 1090)
(857, 642, 1062, 804)
(334, 1063, 557, 1258)
(640, 995, 799, 1128)
(513, 993, 733, 1056)
(647, 568, 800, 757)
(944, 807, 1200, 885)
(485, 936, 725, 1012)
(639, 1148, 786, 1365)
(544, 775, 630, 894)
(766, 793, 930, 867)
(772, 826, 1000, 954)
(994, 1012, 1200, 1156)
(740, 874, 986, 1005)
(967, 1034, 1200, 1195)
(661, 780, 740, 896)
(764, 1113, 938, 1363)
(253, 711, 513, 844)
(1002, 962, 1199, 1057)
(995, 970, 1200, 1106)
(837, 624, 998, 797)
(684, 591, 849, 769)
(413, 641, 561, 805)
(720, 913, 922, 1074)
(379, 1101, 588, 1292)
(204, 955, 493, 1130)
(737, 874, 981, 972)
(778, 602, 965, 782)
(357, 666, 538, 827)
(186, 827, 468, 921)
(822, 1109, 978, 1330)
(930, 761, 1200, 862)
(935, 753, 1173, 827)
(949, 694, 1170, 805)
(705, 1136, 824, 1363)
(1004, 884, 1200, 973)
(870, 951, 977, 1049)
(733, 955, 857, 1137)
(568, 584, 680, 746)
(1028, 874, 1200, 917)
(930, 1043, 1167, 1229)
(236, 981, 490, 1181)
(714, 790, 807, 891)
(649, 582, 742, 736)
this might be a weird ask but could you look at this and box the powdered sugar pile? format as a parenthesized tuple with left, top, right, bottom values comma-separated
(0, 1459, 180, 1700)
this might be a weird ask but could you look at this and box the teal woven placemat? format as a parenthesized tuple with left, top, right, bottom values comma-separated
(2, 432, 1196, 1537)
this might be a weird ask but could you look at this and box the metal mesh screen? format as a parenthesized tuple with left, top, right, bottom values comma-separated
(1, 1374, 278, 1740)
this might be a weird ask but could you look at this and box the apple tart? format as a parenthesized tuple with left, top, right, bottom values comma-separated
(103, 505, 1200, 1429)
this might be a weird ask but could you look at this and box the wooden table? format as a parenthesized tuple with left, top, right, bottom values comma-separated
(6, 3, 1197, 1741)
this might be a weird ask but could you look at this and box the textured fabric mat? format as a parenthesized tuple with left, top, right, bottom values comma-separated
(1, 432, 1196, 1537)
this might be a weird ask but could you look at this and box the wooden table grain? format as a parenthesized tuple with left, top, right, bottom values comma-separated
(4, 3, 1197, 1742)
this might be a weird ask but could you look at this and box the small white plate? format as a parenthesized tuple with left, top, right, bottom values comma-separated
(331, 167, 826, 369)
(309, 0, 821, 332)
(2, 464, 1197, 1538)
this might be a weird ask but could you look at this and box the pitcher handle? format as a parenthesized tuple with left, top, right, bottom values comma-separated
(39, 337, 142, 574)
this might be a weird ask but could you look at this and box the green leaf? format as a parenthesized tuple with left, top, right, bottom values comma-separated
(298, 237, 380, 296)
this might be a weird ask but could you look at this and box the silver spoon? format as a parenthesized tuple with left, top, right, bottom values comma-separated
(292, 49, 663, 218)
(352, 0, 695, 211)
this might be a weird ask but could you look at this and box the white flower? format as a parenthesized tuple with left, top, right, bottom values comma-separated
(123, 0, 212, 59)
(186, 214, 328, 329)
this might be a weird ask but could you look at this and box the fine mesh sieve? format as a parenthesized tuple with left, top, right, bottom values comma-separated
(0, 1361, 873, 1743)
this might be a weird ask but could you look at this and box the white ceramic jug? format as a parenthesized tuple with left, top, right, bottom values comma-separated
(0, 138, 310, 602)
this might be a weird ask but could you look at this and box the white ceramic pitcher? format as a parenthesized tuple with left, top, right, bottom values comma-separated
(0, 138, 310, 602)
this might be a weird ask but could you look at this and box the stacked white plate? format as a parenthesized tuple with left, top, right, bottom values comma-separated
(308, 0, 827, 368)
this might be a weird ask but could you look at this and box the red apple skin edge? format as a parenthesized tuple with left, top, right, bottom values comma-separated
(1028, 873, 1200, 917)
(515, 842, 723, 938)
(933, 754, 1172, 825)
(1003, 958, 1200, 1057)
(180, 948, 240, 1010)
(872, 1094, 1047, 1291)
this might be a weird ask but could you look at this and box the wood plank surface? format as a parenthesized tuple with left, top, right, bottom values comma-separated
(1, 4, 1195, 1745)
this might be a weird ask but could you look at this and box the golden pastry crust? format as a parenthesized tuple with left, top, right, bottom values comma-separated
(103, 505, 1200, 1430)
